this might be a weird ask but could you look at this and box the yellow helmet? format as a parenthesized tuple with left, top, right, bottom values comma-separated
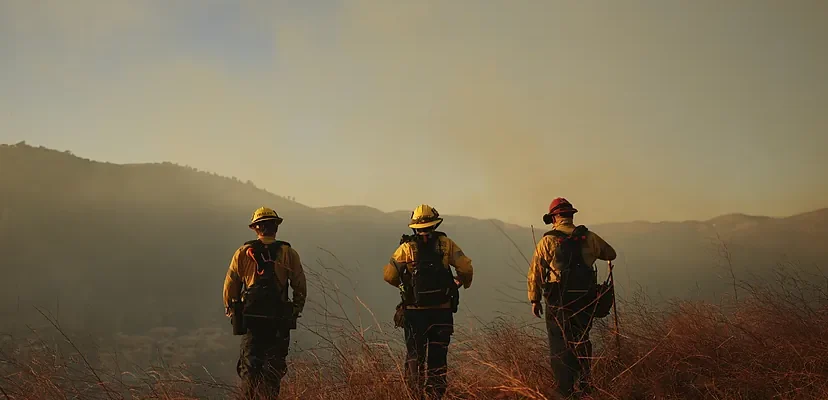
(249, 206, 283, 227)
(408, 204, 443, 229)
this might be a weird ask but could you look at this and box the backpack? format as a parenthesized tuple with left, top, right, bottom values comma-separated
(239, 239, 293, 330)
(398, 233, 456, 308)
(543, 226, 600, 315)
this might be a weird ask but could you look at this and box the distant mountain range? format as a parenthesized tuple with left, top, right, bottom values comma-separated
(1, 142, 825, 339)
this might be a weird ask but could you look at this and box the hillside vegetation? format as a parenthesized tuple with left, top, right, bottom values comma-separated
(1, 260, 825, 399)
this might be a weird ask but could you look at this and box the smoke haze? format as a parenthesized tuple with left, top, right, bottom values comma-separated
(2, 0, 827, 226)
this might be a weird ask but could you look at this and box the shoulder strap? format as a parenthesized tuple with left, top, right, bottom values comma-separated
(242, 240, 285, 276)
(399, 233, 445, 263)
(401, 231, 447, 244)
(544, 226, 589, 239)
(243, 240, 264, 261)
(244, 239, 290, 249)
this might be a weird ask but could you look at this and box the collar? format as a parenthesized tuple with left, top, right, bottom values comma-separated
(257, 235, 277, 244)
(553, 217, 575, 229)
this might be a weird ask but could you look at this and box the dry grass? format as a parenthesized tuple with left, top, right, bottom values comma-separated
(0, 323, 233, 400)
(2, 258, 826, 399)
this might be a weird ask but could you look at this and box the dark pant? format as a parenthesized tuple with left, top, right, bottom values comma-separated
(545, 304, 594, 398)
(403, 308, 454, 400)
(236, 326, 290, 399)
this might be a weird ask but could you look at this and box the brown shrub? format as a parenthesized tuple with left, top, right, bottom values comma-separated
(1, 264, 826, 399)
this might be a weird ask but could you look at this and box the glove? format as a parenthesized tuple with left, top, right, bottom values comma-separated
(531, 301, 543, 318)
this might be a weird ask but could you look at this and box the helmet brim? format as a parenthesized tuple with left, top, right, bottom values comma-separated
(249, 216, 284, 227)
(549, 207, 578, 215)
(408, 218, 442, 229)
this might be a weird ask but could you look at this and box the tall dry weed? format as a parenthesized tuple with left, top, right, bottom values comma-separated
(1, 252, 826, 399)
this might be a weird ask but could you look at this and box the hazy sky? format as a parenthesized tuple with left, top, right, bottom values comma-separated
(2, 0, 826, 226)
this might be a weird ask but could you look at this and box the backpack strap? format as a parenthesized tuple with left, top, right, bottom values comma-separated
(242, 239, 287, 277)
(540, 231, 562, 282)
(543, 226, 589, 240)
(543, 229, 567, 238)
(401, 231, 446, 244)
(572, 225, 589, 238)
(540, 227, 590, 284)
(399, 232, 446, 270)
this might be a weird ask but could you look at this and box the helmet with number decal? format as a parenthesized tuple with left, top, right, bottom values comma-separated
(249, 206, 283, 227)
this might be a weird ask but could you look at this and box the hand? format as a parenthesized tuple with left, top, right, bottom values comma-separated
(532, 302, 543, 318)
(225, 307, 232, 318)
(454, 278, 462, 288)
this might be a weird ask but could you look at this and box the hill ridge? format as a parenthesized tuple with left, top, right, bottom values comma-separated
(3, 141, 824, 227)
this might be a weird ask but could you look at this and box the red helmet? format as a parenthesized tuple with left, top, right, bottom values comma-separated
(547, 197, 578, 215)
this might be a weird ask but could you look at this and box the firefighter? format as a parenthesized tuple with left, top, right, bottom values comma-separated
(223, 207, 307, 399)
(383, 204, 473, 400)
(527, 198, 616, 398)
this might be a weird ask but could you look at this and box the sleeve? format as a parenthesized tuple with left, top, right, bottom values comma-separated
(447, 239, 473, 289)
(222, 248, 244, 310)
(527, 237, 552, 303)
(588, 232, 617, 261)
(286, 246, 307, 313)
(382, 244, 408, 287)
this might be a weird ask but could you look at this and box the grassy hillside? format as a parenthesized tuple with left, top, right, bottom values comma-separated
(1, 142, 826, 388)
